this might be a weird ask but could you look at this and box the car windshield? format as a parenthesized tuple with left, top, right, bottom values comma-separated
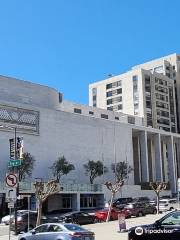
(64, 224, 86, 231)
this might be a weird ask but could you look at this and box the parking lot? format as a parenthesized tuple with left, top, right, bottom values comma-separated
(0, 213, 165, 240)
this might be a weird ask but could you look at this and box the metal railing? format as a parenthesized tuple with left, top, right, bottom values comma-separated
(0, 182, 103, 193)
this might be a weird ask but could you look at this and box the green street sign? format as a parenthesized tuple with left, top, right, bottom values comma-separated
(8, 159, 22, 167)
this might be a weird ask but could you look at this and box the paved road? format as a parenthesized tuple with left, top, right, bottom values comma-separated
(0, 213, 165, 240)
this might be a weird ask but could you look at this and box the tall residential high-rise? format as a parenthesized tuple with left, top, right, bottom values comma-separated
(89, 53, 180, 133)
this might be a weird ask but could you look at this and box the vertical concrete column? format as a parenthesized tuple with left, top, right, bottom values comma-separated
(139, 131, 149, 182)
(72, 193, 80, 211)
(154, 133, 163, 182)
(167, 136, 177, 193)
(76, 193, 80, 211)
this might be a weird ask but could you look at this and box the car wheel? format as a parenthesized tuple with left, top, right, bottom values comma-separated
(96, 218, 104, 223)
(137, 212, 143, 217)
(153, 209, 157, 214)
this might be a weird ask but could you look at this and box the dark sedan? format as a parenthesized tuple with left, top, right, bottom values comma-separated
(128, 210, 180, 240)
(122, 202, 157, 217)
(58, 211, 96, 225)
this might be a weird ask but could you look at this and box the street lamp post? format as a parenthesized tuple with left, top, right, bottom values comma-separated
(13, 127, 18, 235)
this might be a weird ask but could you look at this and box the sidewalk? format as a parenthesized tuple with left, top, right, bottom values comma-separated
(0, 213, 164, 240)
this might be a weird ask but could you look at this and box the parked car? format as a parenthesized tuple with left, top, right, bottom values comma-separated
(158, 198, 178, 212)
(18, 223, 95, 240)
(1, 210, 35, 225)
(11, 211, 57, 233)
(58, 211, 96, 225)
(112, 197, 133, 209)
(95, 208, 130, 222)
(128, 210, 180, 240)
(122, 202, 157, 217)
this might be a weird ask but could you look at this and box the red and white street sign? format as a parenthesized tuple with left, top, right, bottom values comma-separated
(5, 173, 18, 188)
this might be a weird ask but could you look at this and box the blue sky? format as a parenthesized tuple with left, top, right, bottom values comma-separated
(0, 0, 180, 104)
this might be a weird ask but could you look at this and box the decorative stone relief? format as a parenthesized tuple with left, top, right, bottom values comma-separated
(0, 104, 39, 134)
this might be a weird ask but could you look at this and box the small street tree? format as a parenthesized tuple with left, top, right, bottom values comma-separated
(50, 156, 75, 182)
(9, 152, 36, 181)
(150, 182, 167, 214)
(105, 181, 124, 222)
(34, 179, 59, 226)
(111, 161, 133, 182)
(83, 160, 108, 184)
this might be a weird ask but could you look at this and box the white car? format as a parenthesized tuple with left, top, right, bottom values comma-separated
(1, 210, 34, 225)
(158, 199, 178, 212)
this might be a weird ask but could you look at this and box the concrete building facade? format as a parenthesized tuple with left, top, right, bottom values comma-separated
(0, 75, 179, 213)
(89, 53, 180, 133)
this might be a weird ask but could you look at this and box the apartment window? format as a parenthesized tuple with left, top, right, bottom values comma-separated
(107, 96, 122, 105)
(106, 80, 121, 89)
(106, 83, 112, 89)
(156, 101, 169, 109)
(156, 93, 167, 101)
(166, 73, 170, 78)
(107, 106, 113, 111)
(154, 66, 163, 73)
(157, 118, 170, 125)
(155, 85, 168, 94)
(115, 116, 119, 120)
(157, 110, 169, 118)
(101, 114, 108, 119)
(133, 75, 138, 81)
(107, 99, 113, 105)
(116, 88, 122, 94)
(128, 116, 135, 124)
(92, 88, 97, 95)
(74, 108, 82, 114)
(173, 65, 175, 70)
(118, 104, 123, 110)
(92, 88, 97, 107)
(106, 91, 112, 97)
(106, 88, 122, 97)
(133, 75, 140, 115)
(89, 111, 94, 115)
(134, 103, 139, 109)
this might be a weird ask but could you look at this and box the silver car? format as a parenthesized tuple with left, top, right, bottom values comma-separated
(18, 223, 95, 240)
